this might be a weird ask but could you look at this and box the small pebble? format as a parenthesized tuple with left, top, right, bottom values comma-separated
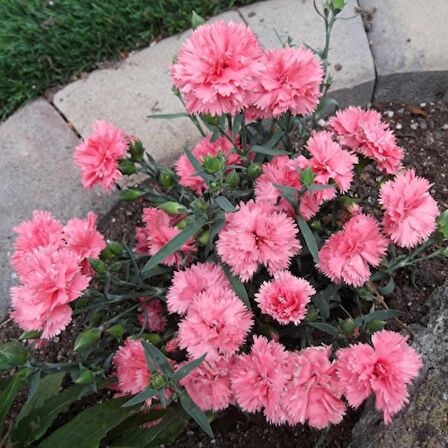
(419, 121, 427, 130)
(385, 110, 394, 118)
(398, 108, 405, 114)
(186, 430, 194, 436)
(410, 122, 418, 130)
(396, 123, 402, 130)
(420, 102, 426, 107)
(111, 217, 117, 223)
(441, 123, 448, 130)
(334, 63, 343, 71)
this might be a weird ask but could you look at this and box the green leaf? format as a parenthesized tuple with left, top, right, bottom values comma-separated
(172, 354, 206, 382)
(232, 113, 244, 140)
(179, 390, 214, 438)
(184, 148, 212, 183)
(147, 112, 189, 119)
(16, 372, 65, 423)
(309, 322, 339, 337)
(356, 309, 404, 325)
(0, 341, 29, 370)
(0, 368, 31, 432)
(297, 215, 320, 264)
(141, 217, 207, 276)
(378, 278, 396, 296)
(307, 184, 335, 192)
(215, 196, 236, 213)
(250, 145, 290, 156)
(221, 264, 251, 310)
(39, 397, 136, 448)
(123, 387, 159, 407)
(142, 341, 173, 376)
(11, 382, 96, 445)
(311, 284, 339, 320)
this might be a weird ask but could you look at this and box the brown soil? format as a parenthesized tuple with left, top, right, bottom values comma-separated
(1, 101, 447, 447)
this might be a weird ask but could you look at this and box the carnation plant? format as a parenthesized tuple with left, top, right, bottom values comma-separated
(1, 1, 448, 447)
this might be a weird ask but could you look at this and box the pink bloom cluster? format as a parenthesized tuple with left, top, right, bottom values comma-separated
(336, 331, 422, 423)
(74, 121, 128, 191)
(319, 214, 388, 287)
(10, 211, 105, 338)
(329, 107, 404, 174)
(171, 21, 323, 117)
(175, 135, 241, 194)
(380, 169, 439, 248)
(217, 200, 301, 281)
(138, 298, 167, 333)
(135, 207, 196, 267)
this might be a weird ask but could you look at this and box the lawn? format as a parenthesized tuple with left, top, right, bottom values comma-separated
(0, 0, 256, 121)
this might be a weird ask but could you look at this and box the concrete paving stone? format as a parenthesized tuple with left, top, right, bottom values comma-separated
(359, 0, 448, 103)
(0, 99, 114, 317)
(53, 11, 242, 167)
(240, 0, 375, 108)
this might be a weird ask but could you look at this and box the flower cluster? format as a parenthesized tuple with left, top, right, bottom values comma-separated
(10, 211, 105, 338)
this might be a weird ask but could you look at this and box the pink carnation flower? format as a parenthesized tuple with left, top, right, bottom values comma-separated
(138, 299, 167, 333)
(217, 200, 301, 281)
(318, 214, 388, 287)
(336, 330, 423, 424)
(249, 47, 323, 117)
(328, 107, 404, 174)
(180, 355, 236, 411)
(170, 21, 263, 116)
(255, 271, 315, 325)
(178, 287, 253, 360)
(167, 262, 230, 315)
(114, 339, 150, 396)
(231, 336, 289, 415)
(74, 120, 128, 191)
(281, 347, 346, 429)
(175, 135, 241, 194)
(379, 169, 439, 248)
(11, 246, 90, 339)
(135, 208, 196, 267)
(11, 211, 63, 279)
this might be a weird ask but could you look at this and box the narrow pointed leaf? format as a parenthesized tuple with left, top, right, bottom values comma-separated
(356, 309, 404, 325)
(123, 388, 159, 407)
(251, 146, 290, 156)
(221, 264, 251, 310)
(179, 390, 214, 438)
(172, 354, 206, 382)
(142, 341, 173, 376)
(147, 112, 189, 119)
(297, 215, 319, 264)
(215, 196, 236, 213)
(309, 322, 339, 337)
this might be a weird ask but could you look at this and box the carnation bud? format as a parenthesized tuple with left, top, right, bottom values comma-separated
(442, 247, 448, 257)
(331, 0, 346, 13)
(436, 210, 448, 238)
(142, 333, 161, 346)
(367, 319, 386, 333)
(159, 167, 175, 188)
(247, 163, 262, 179)
(203, 154, 225, 174)
(129, 139, 145, 161)
(300, 167, 315, 186)
(191, 10, 205, 29)
(118, 159, 137, 175)
(100, 247, 115, 260)
(106, 324, 124, 339)
(75, 370, 94, 385)
(340, 196, 359, 209)
(225, 171, 240, 188)
(200, 114, 220, 126)
(151, 373, 166, 389)
(198, 229, 210, 246)
(108, 241, 123, 256)
(19, 330, 42, 341)
(119, 188, 144, 201)
(208, 181, 221, 194)
(158, 201, 187, 215)
(341, 318, 356, 335)
(310, 220, 322, 231)
(305, 307, 319, 322)
(89, 258, 106, 274)
(0, 342, 29, 370)
(74, 329, 101, 352)
(176, 219, 187, 230)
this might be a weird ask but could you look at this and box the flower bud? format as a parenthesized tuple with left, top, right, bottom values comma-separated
(89, 258, 106, 274)
(0, 341, 29, 370)
(108, 241, 123, 256)
(119, 188, 144, 202)
(300, 167, 315, 187)
(198, 229, 210, 246)
(176, 219, 187, 230)
(75, 370, 94, 385)
(341, 318, 356, 335)
(151, 373, 166, 389)
(367, 319, 386, 333)
(305, 307, 319, 322)
(129, 139, 145, 161)
(106, 324, 124, 339)
(310, 220, 322, 231)
(158, 201, 187, 215)
(203, 154, 225, 174)
(247, 163, 262, 179)
(225, 171, 240, 188)
(118, 159, 137, 175)
(437, 210, 448, 238)
(142, 333, 161, 346)
(200, 114, 220, 126)
(191, 10, 205, 29)
(74, 329, 101, 352)
(159, 167, 175, 188)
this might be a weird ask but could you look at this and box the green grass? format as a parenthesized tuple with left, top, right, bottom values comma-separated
(0, 0, 256, 121)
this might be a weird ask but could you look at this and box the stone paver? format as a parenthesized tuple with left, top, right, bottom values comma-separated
(360, 0, 448, 103)
(54, 11, 242, 167)
(0, 99, 113, 316)
(240, 0, 375, 107)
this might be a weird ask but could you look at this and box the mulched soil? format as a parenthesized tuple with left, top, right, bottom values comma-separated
(1, 101, 447, 447)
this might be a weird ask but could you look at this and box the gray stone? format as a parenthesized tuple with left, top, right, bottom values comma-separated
(359, 0, 448, 103)
(53, 11, 242, 167)
(0, 99, 113, 317)
(240, 0, 375, 107)
(350, 281, 448, 448)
